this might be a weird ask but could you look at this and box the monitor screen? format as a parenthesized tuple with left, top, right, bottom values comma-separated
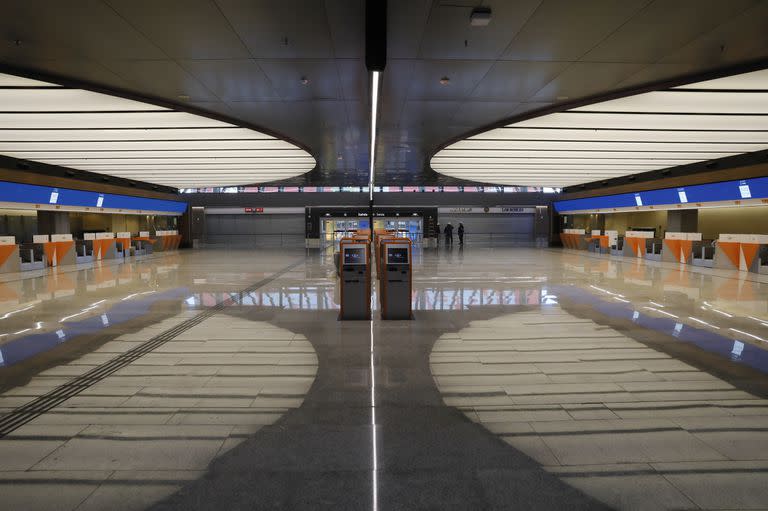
(387, 247, 409, 265)
(343, 247, 366, 265)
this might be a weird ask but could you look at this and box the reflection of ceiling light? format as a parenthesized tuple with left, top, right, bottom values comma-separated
(469, 7, 492, 26)
(439, 76, 450, 85)
(556, 95, 569, 100)
(300, 77, 309, 85)
(177, 94, 190, 100)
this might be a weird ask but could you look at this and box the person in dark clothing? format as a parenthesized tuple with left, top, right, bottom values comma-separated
(458, 223, 465, 245)
(444, 223, 454, 245)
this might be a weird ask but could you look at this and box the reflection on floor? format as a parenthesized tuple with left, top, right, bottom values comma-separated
(431, 307, 768, 510)
(0, 245, 766, 510)
(0, 313, 316, 510)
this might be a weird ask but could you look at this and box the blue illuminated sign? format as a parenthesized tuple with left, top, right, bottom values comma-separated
(554, 176, 768, 213)
(0, 180, 186, 214)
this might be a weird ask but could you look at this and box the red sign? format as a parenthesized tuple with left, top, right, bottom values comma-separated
(244, 207, 264, 213)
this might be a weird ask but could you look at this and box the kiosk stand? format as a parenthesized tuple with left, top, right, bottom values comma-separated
(0, 236, 20, 274)
(662, 232, 702, 264)
(379, 239, 413, 320)
(338, 241, 371, 320)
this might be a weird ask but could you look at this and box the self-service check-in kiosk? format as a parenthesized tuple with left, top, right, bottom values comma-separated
(338, 241, 371, 320)
(380, 239, 412, 320)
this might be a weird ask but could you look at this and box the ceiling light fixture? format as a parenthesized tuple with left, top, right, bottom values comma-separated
(439, 76, 450, 85)
(300, 77, 309, 85)
(431, 67, 768, 187)
(369, 70, 380, 200)
(469, 7, 492, 26)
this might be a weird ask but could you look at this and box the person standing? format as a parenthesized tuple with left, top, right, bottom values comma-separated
(458, 222, 464, 245)
(444, 222, 454, 245)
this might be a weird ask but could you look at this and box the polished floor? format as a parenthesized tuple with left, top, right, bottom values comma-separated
(1, 245, 768, 510)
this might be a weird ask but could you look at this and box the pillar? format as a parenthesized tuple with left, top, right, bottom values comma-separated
(667, 209, 698, 233)
(37, 211, 71, 235)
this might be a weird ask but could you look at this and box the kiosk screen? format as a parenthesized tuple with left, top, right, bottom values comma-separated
(387, 247, 409, 265)
(343, 247, 366, 265)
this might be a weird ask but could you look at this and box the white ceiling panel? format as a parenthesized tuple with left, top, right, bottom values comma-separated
(431, 67, 768, 187)
(0, 71, 315, 187)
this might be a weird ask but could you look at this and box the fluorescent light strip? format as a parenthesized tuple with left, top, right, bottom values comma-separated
(369, 71, 380, 201)
(515, 112, 768, 130)
(448, 140, 762, 152)
(571, 91, 768, 114)
(0, 71, 315, 187)
(0, 128, 272, 142)
(472, 128, 768, 143)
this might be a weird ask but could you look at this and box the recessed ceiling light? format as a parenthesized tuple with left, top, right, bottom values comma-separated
(439, 76, 450, 85)
(300, 77, 309, 85)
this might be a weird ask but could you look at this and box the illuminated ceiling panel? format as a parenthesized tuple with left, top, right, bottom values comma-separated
(0, 72, 315, 188)
(431, 68, 768, 187)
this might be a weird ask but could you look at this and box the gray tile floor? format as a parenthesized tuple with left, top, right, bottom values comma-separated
(0, 245, 766, 509)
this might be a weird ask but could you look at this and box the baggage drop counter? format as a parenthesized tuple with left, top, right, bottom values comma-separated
(560, 229, 587, 249)
(379, 239, 413, 320)
(93, 232, 117, 260)
(662, 232, 702, 264)
(622, 231, 654, 258)
(338, 241, 371, 320)
(714, 234, 768, 273)
(0, 236, 20, 273)
(44, 234, 75, 267)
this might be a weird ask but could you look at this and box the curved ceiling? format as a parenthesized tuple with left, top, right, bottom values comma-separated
(431, 68, 768, 187)
(0, 72, 315, 188)
(1, 1, 768, 186)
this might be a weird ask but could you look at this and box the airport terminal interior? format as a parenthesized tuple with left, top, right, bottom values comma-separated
(2, 1, 768, 510)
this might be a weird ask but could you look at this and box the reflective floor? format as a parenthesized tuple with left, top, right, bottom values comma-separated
(1, 245, 768, 510)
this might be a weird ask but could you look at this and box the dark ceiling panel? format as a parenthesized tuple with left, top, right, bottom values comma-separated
(106, 0, 250, 59)
(451, 101, 522, 128)
(503, 0, 650, 61)
(258, 60, 342, 101)
(0, 1, 162, 60)
(659, 1, 768, 66)
(418, 0, 542, 59)
(325, 0, 366, 59)
(583, 0, 759, 63)
(470, 61, 568, 101)
(100, 59, 217, 101)
(182, 59, 279, 101)
(216, 0, 334, 58)
(405, 60, 494, 100)
(531, 62, 648, 101)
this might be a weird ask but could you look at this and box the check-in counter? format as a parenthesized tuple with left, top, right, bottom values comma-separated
(152, 230, 182, 252)
(692, 241, 716, 268)
(714, 234, 768, 273)
(43, 234, 75, 267)
(586, 230, 617, 254)
(132, 231, 154, 255)
(622, 231, 654, 258)
(20, 235, 48, 270)
(76, 234, 94, 263)
(92, 232, 117, 260)
(116, 232, 131, 257)
(662, 232, 702, 264)
(0, 236, 20, 273)
(560, 228, 588, 249)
